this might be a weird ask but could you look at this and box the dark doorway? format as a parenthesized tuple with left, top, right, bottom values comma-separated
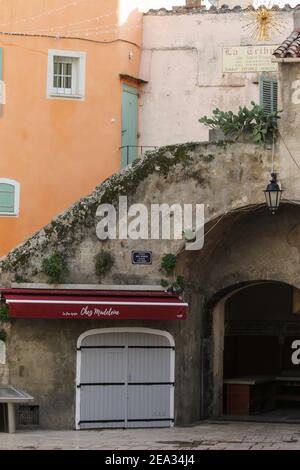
(222, 282, 300, 421)
(0, 404, 8, 432)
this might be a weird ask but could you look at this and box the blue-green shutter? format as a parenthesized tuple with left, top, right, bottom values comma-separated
(121, 84, 138, 168)
(0, 184, 15, 213)
(259, 76, 278, 114)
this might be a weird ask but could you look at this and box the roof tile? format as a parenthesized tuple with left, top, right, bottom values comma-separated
(273, 31, 300, 58)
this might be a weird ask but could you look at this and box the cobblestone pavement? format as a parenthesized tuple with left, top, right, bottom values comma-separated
(2, 421, 300, 450)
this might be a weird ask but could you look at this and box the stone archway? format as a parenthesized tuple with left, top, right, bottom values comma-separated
(209, 280, 298, 417)
(178, 202, 300, 421)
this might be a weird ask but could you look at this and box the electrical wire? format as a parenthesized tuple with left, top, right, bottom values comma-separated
(176, 202, 267, 255)
(0, 1, 142, 45)
(0, 0, 91, 27)
(0, 30, 141, 48)
(17, 12, 115, 34)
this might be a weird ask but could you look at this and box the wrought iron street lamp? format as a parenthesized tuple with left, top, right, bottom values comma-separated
(264, 172, 283, 215)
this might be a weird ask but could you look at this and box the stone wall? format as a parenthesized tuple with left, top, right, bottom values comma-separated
(1, 137, 300, 426)
(0, 141, 277, 286)
(277, 62, 300, 193)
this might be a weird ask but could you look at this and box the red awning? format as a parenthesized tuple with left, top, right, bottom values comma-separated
(1, 288, 188, 320)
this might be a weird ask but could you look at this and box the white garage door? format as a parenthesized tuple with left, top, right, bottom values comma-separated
(77, 330, 175, 429)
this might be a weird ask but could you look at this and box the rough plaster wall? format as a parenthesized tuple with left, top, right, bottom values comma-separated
(0, 138, 299, 287)
(277, 63, 300, 195)
(0, 141, 278, 287)
(139, 10, 293, 146)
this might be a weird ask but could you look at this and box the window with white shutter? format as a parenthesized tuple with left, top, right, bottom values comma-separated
(260, 77, 278, 114)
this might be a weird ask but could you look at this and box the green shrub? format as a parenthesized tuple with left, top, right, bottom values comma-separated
(0, 304, 9, 322)
(199, 102, 281, 145)
(95, 251, 114, 277)
(161, 254, 177, 275)
(42, 253, 68, 283)
(161, 276, 185, 294)
(160, 279, 170, 288)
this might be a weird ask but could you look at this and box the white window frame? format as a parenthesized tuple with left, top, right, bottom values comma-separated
(47, 49, 86, 100)
(0, 178, 20, 217)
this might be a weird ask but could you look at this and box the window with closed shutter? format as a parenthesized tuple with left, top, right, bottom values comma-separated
(260, 77, 278, 114)
(0, 179, 20, 216)
(0, 184, 15, 213)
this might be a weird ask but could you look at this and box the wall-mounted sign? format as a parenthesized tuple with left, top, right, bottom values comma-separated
(223, 45, 278, 73)
(132, 251, 152, 265)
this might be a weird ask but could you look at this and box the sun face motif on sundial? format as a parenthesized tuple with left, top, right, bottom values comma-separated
(242, 3, 288, 42)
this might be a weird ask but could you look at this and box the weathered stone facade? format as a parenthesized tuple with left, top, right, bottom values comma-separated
(0, 133, 299, 428)
(139, 6, 294, 147)
(0, 141, 278, 287)
(1, 23, 300, 429)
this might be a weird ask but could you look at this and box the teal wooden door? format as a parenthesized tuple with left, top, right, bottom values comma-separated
(122, 84, 138, 168)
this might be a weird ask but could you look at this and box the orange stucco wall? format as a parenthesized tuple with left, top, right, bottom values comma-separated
(0, 0, 142, 256)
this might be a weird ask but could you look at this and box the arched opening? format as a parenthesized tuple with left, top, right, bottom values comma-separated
(76, 328, 175, 430)
(177, 202, 300, 423)
(211, 281, 300, 422)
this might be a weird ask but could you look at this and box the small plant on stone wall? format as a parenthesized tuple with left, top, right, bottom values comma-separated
(161, 254, 185, 294)
(0, 303, 9, 322)
(95, 250, 114, 278)
(14, 274, 29, 284)
(42, 252, 68, 284)
(160, 254, 177, 276)
(0, 329, 7, 342)
(199, 102, 281, 145)
(160, 279, 170, 289)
